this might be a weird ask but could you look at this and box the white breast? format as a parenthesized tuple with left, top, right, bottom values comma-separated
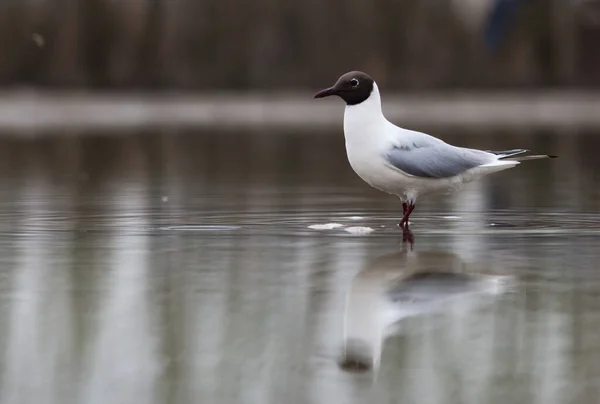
(342, 84, 414, 195)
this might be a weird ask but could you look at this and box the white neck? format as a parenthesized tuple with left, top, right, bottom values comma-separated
(343, 83, 388, 148)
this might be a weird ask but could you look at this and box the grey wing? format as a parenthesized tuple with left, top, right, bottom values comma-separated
(385, 143, 495, 179)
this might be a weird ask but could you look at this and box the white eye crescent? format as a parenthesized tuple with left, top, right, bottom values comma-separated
(350, 78, 359, 88)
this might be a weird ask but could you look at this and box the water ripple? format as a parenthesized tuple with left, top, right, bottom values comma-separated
(1, 209, 598, 238)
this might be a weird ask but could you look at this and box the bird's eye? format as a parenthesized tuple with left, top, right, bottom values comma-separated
(350, 78, 359, 88)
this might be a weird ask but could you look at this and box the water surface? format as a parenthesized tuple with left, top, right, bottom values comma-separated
(0, 128, 598, 404)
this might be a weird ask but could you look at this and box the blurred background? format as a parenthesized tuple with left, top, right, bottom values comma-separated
(0, 0, 600, 91)
(0, 1, 600, 404)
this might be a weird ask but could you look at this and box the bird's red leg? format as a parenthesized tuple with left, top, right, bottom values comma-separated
(406, 203, 415, 221)
(399, 202, 408, 227)
(399, 203, 415, 229)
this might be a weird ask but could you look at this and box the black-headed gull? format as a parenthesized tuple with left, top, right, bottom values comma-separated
(314, 71, 556, 230)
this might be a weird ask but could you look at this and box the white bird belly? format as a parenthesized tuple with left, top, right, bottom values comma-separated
(345, 144, 430, 198)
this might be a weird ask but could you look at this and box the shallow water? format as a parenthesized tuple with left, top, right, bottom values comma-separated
(0, 128, 599, 404)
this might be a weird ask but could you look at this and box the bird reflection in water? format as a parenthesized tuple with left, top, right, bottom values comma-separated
(402, 228, 414, 248)
(339, 247, 512, 373)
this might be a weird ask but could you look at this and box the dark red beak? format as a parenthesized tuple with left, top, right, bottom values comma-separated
(314, 87, 336, 98)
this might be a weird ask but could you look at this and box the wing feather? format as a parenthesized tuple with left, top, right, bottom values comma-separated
(385, 143, 495, 179)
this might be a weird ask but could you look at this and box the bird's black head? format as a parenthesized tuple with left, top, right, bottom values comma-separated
(314, 71, 375, 106)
